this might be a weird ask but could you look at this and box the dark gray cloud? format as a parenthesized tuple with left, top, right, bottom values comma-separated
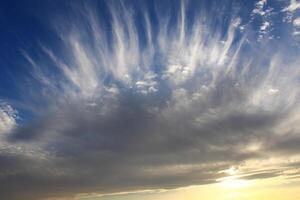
(241, 171, 282, 180)
(1, 86, 298, 200)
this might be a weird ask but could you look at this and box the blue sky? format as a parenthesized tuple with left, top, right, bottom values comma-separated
(0, 0, 300, 200)
(1, 0, 298, 123)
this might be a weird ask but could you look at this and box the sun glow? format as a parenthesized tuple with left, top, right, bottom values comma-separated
(221, 179, 250, 188)
(217, 167, 251, 189)
(223, 167, 238, 175)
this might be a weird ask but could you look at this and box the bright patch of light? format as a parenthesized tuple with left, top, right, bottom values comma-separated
(223, 167, 238, 175)
(219, 178, 250, 189)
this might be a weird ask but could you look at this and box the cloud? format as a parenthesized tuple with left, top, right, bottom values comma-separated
(1, 0, 300, 199)
(282, 0, 300, 12)
(252, 0, 268, 16)
(0, 101, 17, 135)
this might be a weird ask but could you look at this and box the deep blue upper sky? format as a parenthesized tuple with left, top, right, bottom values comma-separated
(0, 0, 294, 107)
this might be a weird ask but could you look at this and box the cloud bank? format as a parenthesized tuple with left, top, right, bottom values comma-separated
(0, 0, 300, 199)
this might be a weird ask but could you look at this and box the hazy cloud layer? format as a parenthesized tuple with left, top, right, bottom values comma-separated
(0, 0, 300, 199)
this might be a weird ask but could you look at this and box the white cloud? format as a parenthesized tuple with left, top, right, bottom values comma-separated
(260, 21, 270, 31)
(293, 17, 300, 27)
(268, 88, 279, 95)
(252, 0, 268, 16)
(0, 102, 17, 135)
(282, 0, 300, 12)
(135, 72, 158, 94)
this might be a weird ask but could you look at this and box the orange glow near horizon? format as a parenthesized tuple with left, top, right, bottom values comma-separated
(78, 175, 300, 200)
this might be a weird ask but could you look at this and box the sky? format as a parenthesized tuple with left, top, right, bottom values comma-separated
(0, 0, 300, 199)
